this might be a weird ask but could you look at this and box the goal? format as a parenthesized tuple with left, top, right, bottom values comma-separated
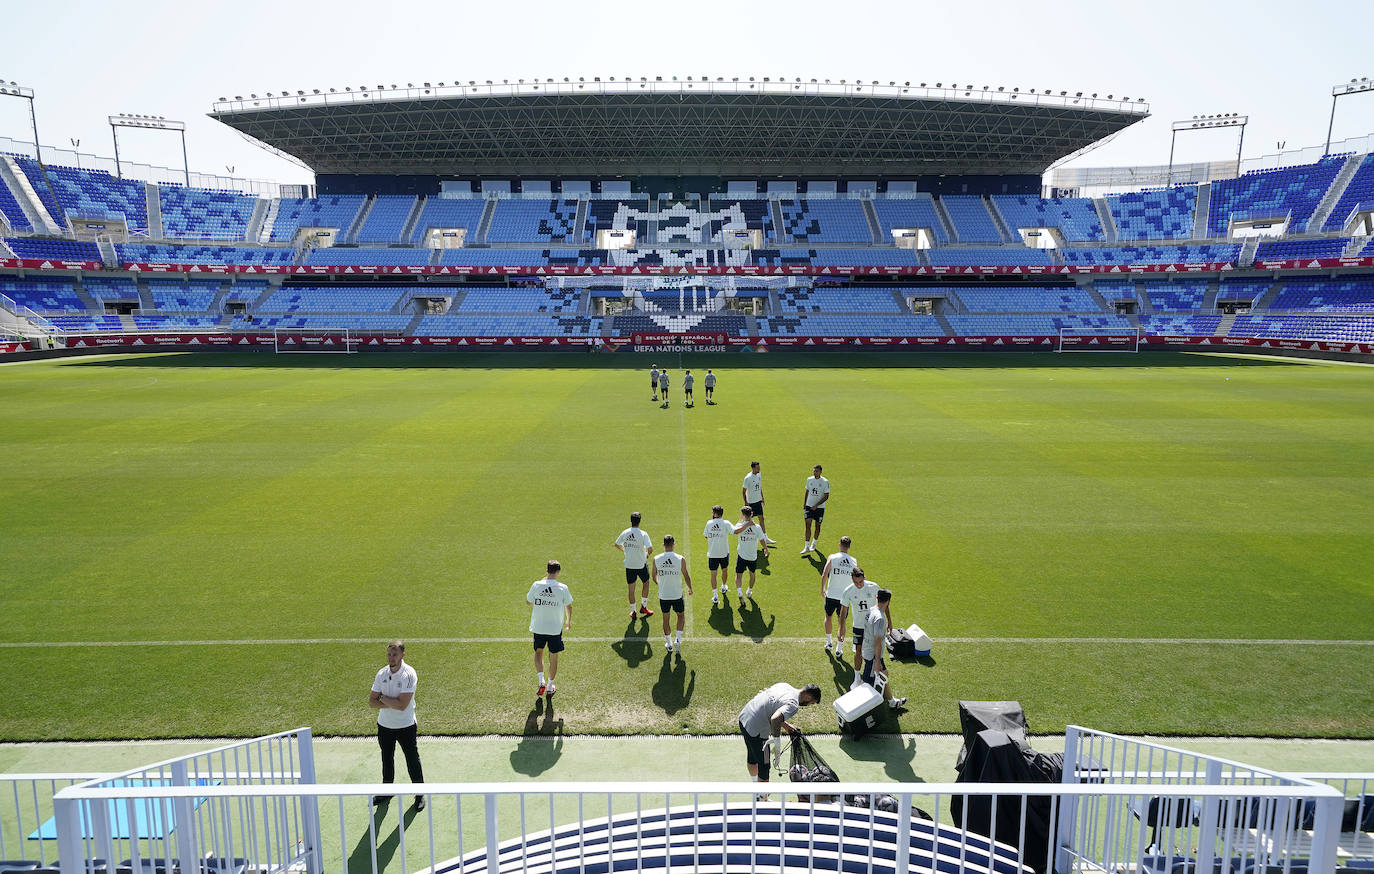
(1056, 327, 1143, 353)
(273, 327, 360, 354)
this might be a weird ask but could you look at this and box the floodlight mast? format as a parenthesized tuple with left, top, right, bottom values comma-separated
(108, 114, 190, 185)
(1326, 78, 1373, 157)
(1167, 114, 1248, 186)
(0, 80, 43, 164)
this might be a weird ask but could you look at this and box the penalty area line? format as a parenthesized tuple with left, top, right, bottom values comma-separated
(3, 636, 1373, 648)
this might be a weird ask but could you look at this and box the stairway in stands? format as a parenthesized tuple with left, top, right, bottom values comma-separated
(256, 199, 280, 244)
(861, 199, 883, 243)
(1238, 238, 1260, 267)
(1305, 153, 1363, 232)
(0, 155, 63, 235)
(985, 196, 1014, 243)
(341, 196, 374, 244)
(1192, 183, 1212, 238)
(144, 183, 163, 240)
(1094, 199, 1119, 243)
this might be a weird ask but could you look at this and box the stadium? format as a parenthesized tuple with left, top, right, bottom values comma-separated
(1, 21, 1372, 874)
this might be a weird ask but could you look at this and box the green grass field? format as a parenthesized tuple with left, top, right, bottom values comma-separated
(1, 350, 1371, 741)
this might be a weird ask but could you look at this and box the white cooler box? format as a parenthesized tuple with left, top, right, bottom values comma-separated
(908, 623, 932, 657)
(834, 683, 884, 737)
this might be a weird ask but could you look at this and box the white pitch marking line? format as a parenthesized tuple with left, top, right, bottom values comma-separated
(4, 637, 1372, 648)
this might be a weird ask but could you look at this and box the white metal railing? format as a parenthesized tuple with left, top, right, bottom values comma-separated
(0, 773, 113, 865)
(43, 780, 1348, 874)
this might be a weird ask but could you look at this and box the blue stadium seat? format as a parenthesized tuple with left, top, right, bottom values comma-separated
(269, 196, 366, 242)
(355, 195, 418, 244)
(991, 196, 1105, 242)
(777, 199, 872, 243)
(158, 186, 256, 239)
(872, 195, 949, 244)
(939, 196, 1004, 242)
(1323, 154, 1374, 231)
(407, 198, 486, 244)
(486, 199, 580, 243)
(1207, 157, 1346, 236)
(1106, 187, 1196, 241)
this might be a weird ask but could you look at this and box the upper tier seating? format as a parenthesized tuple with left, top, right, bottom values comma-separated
(305, 248, 430, 266)
(940, 196, 1004, 242)
(0, 275, 84, 311)
(1207, 157, 1345, 236)
(14, 158, 66, 228)
(584, 200, 651, 241)
(945, 313, 1131, 335)
(1143, 280, 1209, 311)
(1091, 280, 1138, 300)
(486, 199, 580, 243)
(158, 185, 256, 239)
(1059, 244, 1240, 265)
(1139, 314, 1223, 335)
(116, 244, 296, 265)
(1215, 279, 1271, 303)
(41, 164, 149, 230)
(412, 312, 601, 337)
(0, 178, 33, 232)
(355, 195, 417, 244)
(926, 247, 1051, 267)
(955, 286, 1098, 312)
(872, 195, 949, 244)
(777, 199, 872, 243)
(269, 196, 366, 242)
(1105, 187, 1196, 240)
(1253, 239, 1350, 261)
(1323, 154, 1374, 231)
(4, 238, 101, 261)
(705, 199, 772, 242)
(1269, 277, 1374, 311)
(407, 198, 486, 244)
(991, 196, 1104, 242)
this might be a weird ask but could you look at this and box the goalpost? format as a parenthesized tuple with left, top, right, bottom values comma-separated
(273, 327, 360, 354)
(1055, 327, 1144, 353)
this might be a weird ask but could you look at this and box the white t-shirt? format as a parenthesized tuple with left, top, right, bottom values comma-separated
(738, 682, 801, 738)
(704, 373, 716, 387)
(372, 662, 418, 729)
(805, 475, 830, 509)
(703, 517, 733, 558)
(683, 373, 694, 388)
(841, 581, 880, 631)
(653, 551, 687, 599)
(616, 527, 652, 568)
(650, 368, 659, 385)
(659, 372, 670, 387)
(527, 578, 573, 635)
(736, 521, 764, 561)
(742, 471, 763, 503)
(823, 551, 857, 599)
(863, 604, 889, 660)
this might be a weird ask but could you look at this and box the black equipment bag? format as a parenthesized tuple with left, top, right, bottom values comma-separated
(788, 735, 839, 783)
(886, 627, 916, 658)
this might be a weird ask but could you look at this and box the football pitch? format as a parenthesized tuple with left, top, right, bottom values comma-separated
(0, 350, 1371, 742)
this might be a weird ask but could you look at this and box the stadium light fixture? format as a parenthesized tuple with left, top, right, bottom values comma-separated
(1325, 76, 1373, 156)
(109, 113, 190, 186)
(1168, 112, 1248, 185)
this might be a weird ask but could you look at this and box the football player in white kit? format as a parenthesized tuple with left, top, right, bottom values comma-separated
(651, 535, 693, 653)
(819, 536, 857, 654)
(702, 504, 735, 605)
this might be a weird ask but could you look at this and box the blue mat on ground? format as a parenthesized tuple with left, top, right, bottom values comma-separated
(28, 779, 215, 840)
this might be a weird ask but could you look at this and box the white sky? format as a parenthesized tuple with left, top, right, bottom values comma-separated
(1, 0, 1370, 186)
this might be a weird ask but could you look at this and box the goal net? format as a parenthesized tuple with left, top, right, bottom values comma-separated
(1056, 328, 1143, 353)
(273, 327, 360, 354)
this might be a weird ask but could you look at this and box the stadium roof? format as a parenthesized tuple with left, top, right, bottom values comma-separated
(210, 79, 1151, 178)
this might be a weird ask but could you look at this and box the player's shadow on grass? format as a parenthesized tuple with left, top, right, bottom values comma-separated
(610, 618, 653, 668)
(707, 599, 737, 637)
(651, 652, 696, 715)
(827, 651, 858, 697)
(511, 697, 564, 777)
(347, 802, 418, 874)
(804, 552, 824, 574)
(838, 734, 923, 783)
(738, 598, 776, 642)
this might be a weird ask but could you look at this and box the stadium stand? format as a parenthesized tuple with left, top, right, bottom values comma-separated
(1206, 157, 1346, 236)
(955, 286, 1099, 312)
(940, 196, 1004, 242)
(871, 195, 949, 244)
(1214, 279, 1271, 303)
(1253, 239, 1351, 261)
(413, 312, 602, 336)
(146, 279, 222, 312)
(354, 195, 418, 244)
(0, 179, 33, 232)
(584, 199, 651, 241)
(407, 197, 487, 244)
(257, 286, 408, 313)
(269, 196, 366, 242)
(82, 278, 139, 299)
(1269, 277, 1374, 311)
(761, 313, 946, 336)
(456, 287, 582, 312)
(4, 238, 101, 261)
(304, 247, 431, 266)
(158, 185, 256, 239)
(0, 275, 85, 311)
(1059, 244, 1240, 265)
(1322, 153, 1374, 231)
(41, 164, 149, 230)
(1228, 312, 1374, 341)
(486, 199, 581, 243)
(116, 243, 297, 265)
(776, 286, 904, 313)
(1143, 280, 1209, 311)
(1105, 186, 1197, 240)
(14, 158, 68, 228)
(991, 196, 1105, 242)
(704, 199, 772, 242)
(926, 247, 1052, 266)
(946, 313, 1132, 334)
(777, 199, 872, 243)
